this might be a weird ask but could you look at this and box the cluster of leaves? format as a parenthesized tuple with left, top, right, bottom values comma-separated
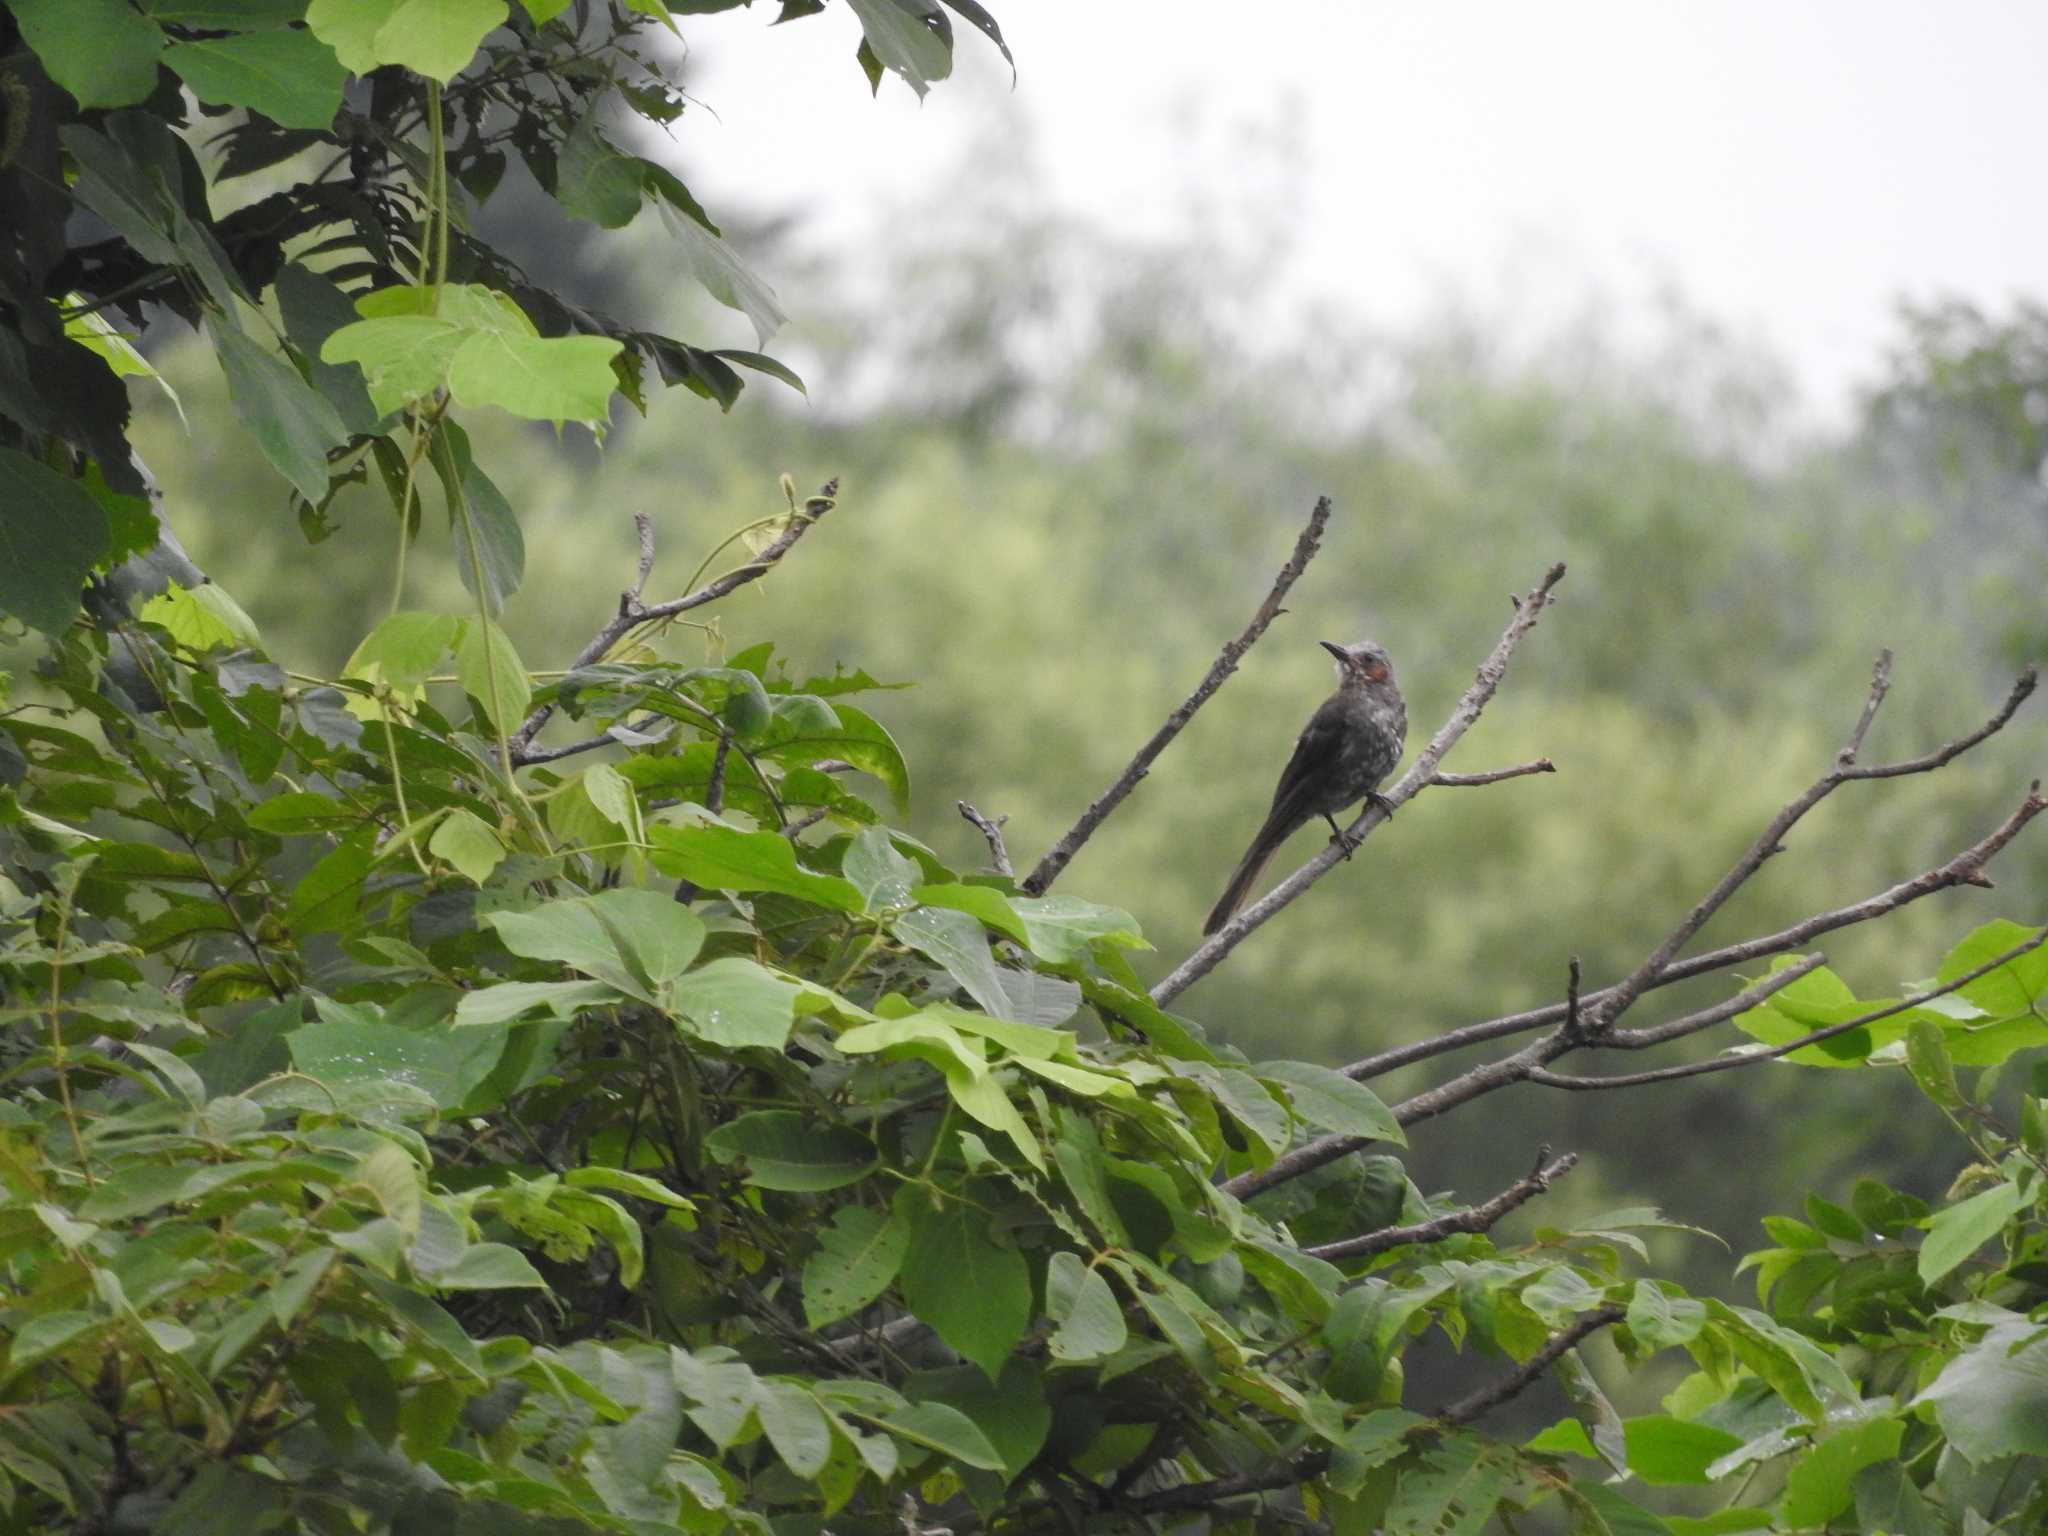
(2, 554, 2040, 1536)
(0, 0, 1008, 628)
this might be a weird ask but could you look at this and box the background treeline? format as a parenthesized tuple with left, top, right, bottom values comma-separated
(128, 112, 2048, 1276)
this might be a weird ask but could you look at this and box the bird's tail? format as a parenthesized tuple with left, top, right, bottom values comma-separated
(1202, 826, 1284, 936)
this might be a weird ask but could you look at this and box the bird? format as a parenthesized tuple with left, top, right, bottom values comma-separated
(1202, 639, 1408, 935)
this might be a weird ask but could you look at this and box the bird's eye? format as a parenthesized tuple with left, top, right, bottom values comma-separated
(1363, 660, 1387, 682)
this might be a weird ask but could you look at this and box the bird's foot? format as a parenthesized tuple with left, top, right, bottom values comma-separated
(1325, 817, 1362, 859)
(1366, 791, 1397, 819)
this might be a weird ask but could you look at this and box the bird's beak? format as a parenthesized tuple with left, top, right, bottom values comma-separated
(1319, 640, 1347, 662)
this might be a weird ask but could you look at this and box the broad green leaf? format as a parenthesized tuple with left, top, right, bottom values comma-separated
(484, 890, 702, 998)
(276, 264, 383, 433)
(555, 112, 646, 228)
(646, 823, 864, 912)
(307, 0, 506, 81)
(288, 1012, 506, 1111)
(448, 331, 622, 425)
(1912, 1310, 2048, 1461)
(845, 825, 921, 912)
(1524, 1418, 1598, 1458)
(908, 1360, 1049, 1485)
(164, 29, 347, 129)
(1386, 1437, 1513, 1536)
(455, 615, 531, 731)
(435, 420, 525, 614)
(754, 1380, 832, 1479)
(434, 1242, 548, 1291)
(1937, 919, 2048, 1018)
(140, 1, 308, 27)
(562, 1166, 695, 1209)
(1045, 1251, 1127, 1361)
(354, 1140, 423, 1239)
(1777, 1415, 1902, 1528)
(669, 957, 808, 1049)
(704, 1110, 877, 1191)
(914, 882, 1029, 944)
(758, 702, 908, 812)
(213, 322, 350, 504)
(345, 610, 459, 691)
(140, 582, 261, 652)
(843, 0, 951, 98)
(1916, 1179, 2024, 1284)
(429, 807, 506, 884)
(877, 1401, 1005, 1472)
(1905, 1018, 1963, 1109)
(359, 1273, 486, 1379)
(0, 448, 109, 635)
(654, 198, 788, 347)
(1008, 895, 1147, 964)
(898, 1190, 1031, 1379)
(1623, 1415, 1744, 1485)
(286, 828, 375, 935)
(12, 0, 164, 108)
(891, 905, 1009, 1018)
(456, 978, 621, 1028)
(1626, 1280, 1706, 1349)
(803, 1205, 910, 1328)
(1256, 1060, 1406, 1144)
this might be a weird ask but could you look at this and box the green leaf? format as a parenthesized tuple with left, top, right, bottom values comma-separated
(704, 1110, 878, 1191)
(345, 610, 459, 691)
(909, 1359, 1049, 1484)
(562, 1166, 695, 1209)
(1938, 919, 2048, 1017)
(288, 1011, 506, 1111)
(275, 264, 383, 434)
(429, 807, 506, 884)
(1524, 1418, 1598, 1457)
(435, 421, 525, 614)
(1626, 1280, 1706, 1350)
(434, 1242, 548, 1292)
(164, 29, 347, 129)
(455, 615, 531, 731)
(802, 1205, 910, 1328)
(1777, 1415, 1903, 1528)
(759, 702, 908, 812)
(1913, 1311, 2048, 1461)
(1256, 1060, 1406, 1144)
(1045, 1250, 1128, 1362)
(669, 956, 807, 1049)
(485, 890, 702, 999)
(1916, 1179, 2024, 1283)
(846, 825, 922, 912)
(1622, 1415, 1744, 1485)
(1008, 895, 1147, 963)
(891, 905, 1009, 1017)
(754, 1379, 832, 1478)
(1571, 1483, 1678, 1536)
(307, 0, 506, 81)
(1906, 1017, 1963, 1109)
(286, 828, 375, 935)
(0, 448, 109, 635)
(654, 200, 788, 347)
(448, 331, 622, 424)
(898, 1189, 1031, 1378)
(213, 322, 349, 504)
(12, 0, 165, 108)
(142, 582, 261, 653)
(646, 823, 864, 912)
(359, 1273, 486, 1379)
(555, 112, 646, 228)
(843, 0, 951, 98)
(877, 1401, 1005, 1471)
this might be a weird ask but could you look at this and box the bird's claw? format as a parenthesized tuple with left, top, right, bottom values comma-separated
(1366, 791, 1397, 819)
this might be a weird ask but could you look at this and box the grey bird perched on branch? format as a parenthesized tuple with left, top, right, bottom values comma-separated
(1202, 640, 1408, 935)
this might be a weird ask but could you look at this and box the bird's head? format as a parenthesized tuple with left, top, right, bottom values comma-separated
(1321, 639, 1396, 689)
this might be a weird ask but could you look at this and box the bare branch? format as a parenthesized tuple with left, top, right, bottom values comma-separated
(956, 801, 1014, 877)
(1527, 928, 2048, 1090)
(784, 808, 829, 839)
(1020, 496, 1334, 897)
(1430, 758, 1556, 787)
(1598, 952, 1828, 1049)
(1306, 1151, 1578, 1262)
(628, 510, 656, 604)
(1229, 786, 2046, 1202)
(1582, 666, 2036, 1035)
(1436, 1306, 1625, 1427)
(1121, 1450, 1333, 1517)
(1835, 648, 1891, 768)
(509, 480, 839, 758)
(1344, 743, 2048, 1086)
(1152, 562, 1567, 1007)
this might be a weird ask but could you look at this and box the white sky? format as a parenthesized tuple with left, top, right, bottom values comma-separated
(680, 1, 2046, 422)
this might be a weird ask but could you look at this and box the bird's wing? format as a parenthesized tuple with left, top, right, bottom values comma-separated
(1262, 697, 1352, 830)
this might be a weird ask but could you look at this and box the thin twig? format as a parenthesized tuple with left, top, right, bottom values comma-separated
(1020, 495, 1335, 897)
(957, 801, 1014, 877)
(1232, 785, 2045, 1201)
(1153, 562, 1568, 1007)
(509, 480, 839, 758)
(628, 510, 656, 604)
(1345, 734, 2047, 1085)
(1306, 1151, 1578, 1261)
(1527, 928, 2048, 1090)
(1582, 665, 2035, 1036)
(1835, 648, 1891, 768)
(1430, 758, 1556, 788)
(1436, 1307, 1626, 1427)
